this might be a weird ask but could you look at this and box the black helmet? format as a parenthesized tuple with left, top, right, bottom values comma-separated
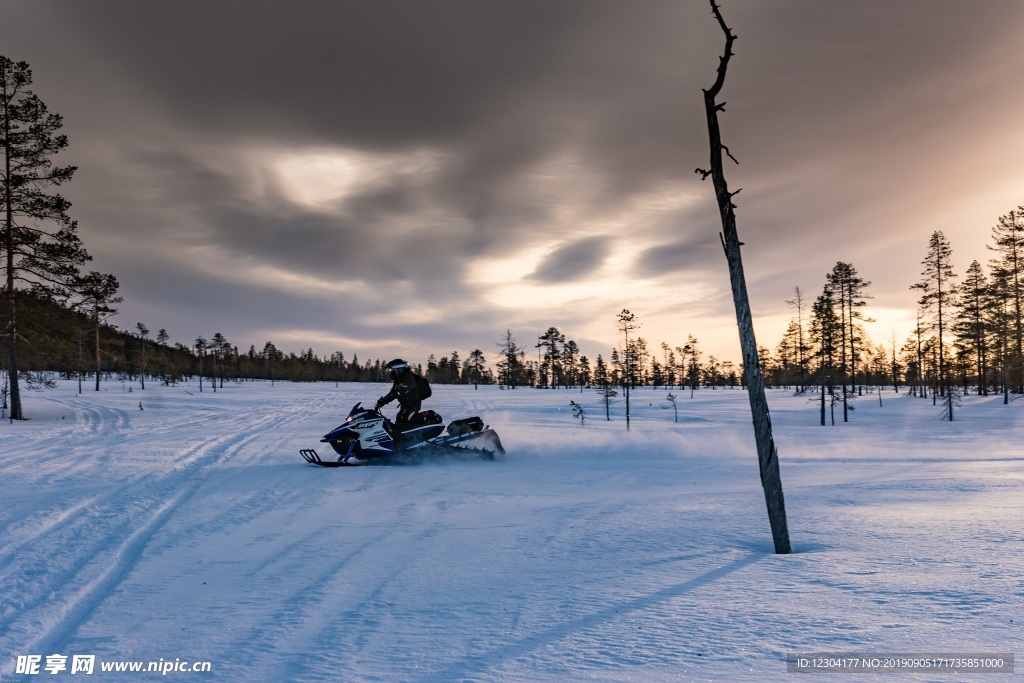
(385, 358, 410, 380)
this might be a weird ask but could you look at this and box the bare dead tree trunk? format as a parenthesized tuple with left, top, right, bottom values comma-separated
(697, 0, 791, 554)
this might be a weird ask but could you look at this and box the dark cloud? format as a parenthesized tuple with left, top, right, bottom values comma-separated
(2, 0, 1023, 362)
(529, 237, 611, 283)
(49, 0, 598, 146)
(636, 235, 720, 278)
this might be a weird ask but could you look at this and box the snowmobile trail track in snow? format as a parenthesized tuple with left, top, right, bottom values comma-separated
(0, 399, 311, 659)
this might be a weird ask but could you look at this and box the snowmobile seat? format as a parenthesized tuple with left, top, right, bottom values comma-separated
(409, 410, 443, 426)
(394, 410, 445, 440)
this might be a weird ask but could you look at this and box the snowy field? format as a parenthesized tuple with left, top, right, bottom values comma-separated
(0, 379, 1021, 682)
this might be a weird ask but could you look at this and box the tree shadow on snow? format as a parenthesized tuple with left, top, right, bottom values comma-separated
(416, 552, 764, 682)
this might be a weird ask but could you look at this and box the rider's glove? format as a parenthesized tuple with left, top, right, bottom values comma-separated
(375, 397, 386, 410)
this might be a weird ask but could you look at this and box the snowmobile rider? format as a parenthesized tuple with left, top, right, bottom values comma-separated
(376, 359, 422, 428)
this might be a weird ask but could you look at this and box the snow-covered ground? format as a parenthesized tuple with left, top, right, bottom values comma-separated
(1, 380, 1020, 681)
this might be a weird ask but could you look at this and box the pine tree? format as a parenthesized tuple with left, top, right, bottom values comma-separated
(562, 340, 580, 389)
(776, 317, 810, 390)
(210, 332, 230, 389)
(988, 267, 1014, 402)
(988, 207, 1024, 392)
(913, 311, 930, 399)
(577, 355, 591, 388)
(593, 354, 616, 421)
(826, 262, 871, 420)
(195, 337, 209, 391)
(899, 335, 922, 397)
(660, 342, 677, 390)
(616, 310, 639, 431)
(1, 57, 90, 418)
(156, 329, 172, 383)
(911, 231, 958, 420)
(330, 350, 345, 387)
(889, 329, 902, 392)
(496, 329, 522, 389)
(680, 335, 702, 398)
(784, 287, 811, 391)
(650, 357, 664, 389)
(625, 336, 649, 388)
(811, 288, 840, 426)
(136, 322, 149, 390)
(466, 349, 486, 389)
(757, 346, 774, 388)
(953, 260, 990, 395)
(536, 327, 564, 388)
(74, 272, 121, 391)
(868, 344, 889, 403)
(448, 350, 460, 384)
(705, 355, 722, 389)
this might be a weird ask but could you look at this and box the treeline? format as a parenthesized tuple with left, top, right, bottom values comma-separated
(767, 205, 1024, 422)
(0, 289, 506, 388)
(3, 289, 745, 396)
(492, 323, 718, 392)
(0, 289, 407, 387)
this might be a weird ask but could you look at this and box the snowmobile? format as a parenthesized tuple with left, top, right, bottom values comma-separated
(300, 402, 505, 467)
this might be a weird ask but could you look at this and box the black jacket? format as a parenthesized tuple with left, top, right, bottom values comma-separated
(379, 371, 420, 409)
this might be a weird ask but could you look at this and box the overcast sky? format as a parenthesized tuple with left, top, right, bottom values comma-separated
(4, 0, 1024, 367)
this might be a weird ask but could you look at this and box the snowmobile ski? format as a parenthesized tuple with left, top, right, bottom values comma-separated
(300, 448, 360, 467)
